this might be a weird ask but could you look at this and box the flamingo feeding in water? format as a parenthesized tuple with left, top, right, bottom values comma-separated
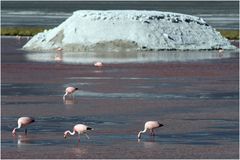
(137, 121, 163, 139)
(63, 87, 78, 100)
(12, 117, 35, 136)
(94, 62, 103, 67)
(64, 124, 93, 142)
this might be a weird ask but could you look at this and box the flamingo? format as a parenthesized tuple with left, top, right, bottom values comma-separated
(55, 52, 63, 62)
(137, 121, 163, 139)
(12, 117, 35, 136)
(218, 48, 224, 57)
(63, 87, 78, 100)
(94, 62, 103, 67)
(56, 47, 63, 51)
(218, 48, 224, 53)
(64, 124, 93, 142)
(16, 35, 21, 40)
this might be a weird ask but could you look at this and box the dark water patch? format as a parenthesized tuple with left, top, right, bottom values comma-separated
(3, 78, 235, 100)
(146, 137, 219, 145)
(183, 118, 239, 132)
(2, 116, 126, 133)
(153, 130, 238, 145)
(2, 138, 67, 148)
(2, 135, 135, 148)
(1, 83, 61, 96)
(76, 91, 238, 100)
(182, 131, 238, 140)
(2, 1, 239, 30)
(2, 101, 57, 105)
(36, 116, 126, 125)
(183, 118, 238, 123)
(2, 134, 135, 148)
(209, 125, 238, 130)
(38, 116, 104, 124)
(2, 115, 126, 124)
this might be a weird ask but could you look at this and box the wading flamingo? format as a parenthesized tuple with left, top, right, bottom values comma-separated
(63, 87, 78, 100)
(12, 117, 35, 136)
(56, 47, 63, 51)
(218, 48, 224, 57)
(55, 52, 63, 62)
(137, 121, 163, 139)
(94, 62, 103, 67)
(16, 35, 21, 40)
(218, 48, 224, 53)
(64, 124, 93, 142)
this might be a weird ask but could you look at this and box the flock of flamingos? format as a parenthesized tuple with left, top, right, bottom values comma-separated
(12, 46, 164, 143)
(12, 87, 164, 143)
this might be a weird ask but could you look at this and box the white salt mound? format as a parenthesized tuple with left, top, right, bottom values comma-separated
(23, 10, 236, 51)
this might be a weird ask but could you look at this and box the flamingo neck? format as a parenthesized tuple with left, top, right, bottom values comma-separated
(12, 126, 20, 134)
(138, 128, 147, 139)
(67, 130, 76, 136)
(63, 92, 68, 99)
(12, 128, 17, 133)
(12, 123, 22, 135)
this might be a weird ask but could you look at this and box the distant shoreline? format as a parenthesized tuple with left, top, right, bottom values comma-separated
(1, 27, 239, 40)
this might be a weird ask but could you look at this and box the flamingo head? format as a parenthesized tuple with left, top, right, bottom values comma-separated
(12, 128, 16, 136)
(64, 131, 69, 138)
(159, 123, 164, 127)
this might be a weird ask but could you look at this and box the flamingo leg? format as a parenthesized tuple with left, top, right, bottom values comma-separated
(73, 94, 75, 99)
(85, 133, 90, 139)
(25, 128, 28, 135)
(78, 134, 80, 143)
(12, 128, 17, 136)
(152, 130, 155, 136)
(149, 129, 153, 136)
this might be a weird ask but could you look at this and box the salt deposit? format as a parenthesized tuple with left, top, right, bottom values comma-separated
(23, 10, 236, 51)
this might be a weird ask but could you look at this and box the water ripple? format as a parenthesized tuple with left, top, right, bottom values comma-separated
(76, 91, 238, 100)
(2, 116, 125, 133)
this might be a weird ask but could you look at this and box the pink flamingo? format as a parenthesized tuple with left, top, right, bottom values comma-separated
(56, 47, 63, 51)
(16, 35, 21, 40)
(94, 62, 103, 67)
(137, 121, 163, 139)
(12, 117, 35, 136)
(63, 87, 78, 100)
(64, 124, 93, 142)
(55, 52, 63, 62)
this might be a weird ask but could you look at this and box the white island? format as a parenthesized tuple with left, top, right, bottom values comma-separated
(23, 10, 236, 51)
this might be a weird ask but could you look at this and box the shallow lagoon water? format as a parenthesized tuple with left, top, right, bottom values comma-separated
(1, 37, 239, 159)
(25, 50, 238, 64)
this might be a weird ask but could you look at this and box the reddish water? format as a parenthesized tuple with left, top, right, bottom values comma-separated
(1, 37, 239, 158)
